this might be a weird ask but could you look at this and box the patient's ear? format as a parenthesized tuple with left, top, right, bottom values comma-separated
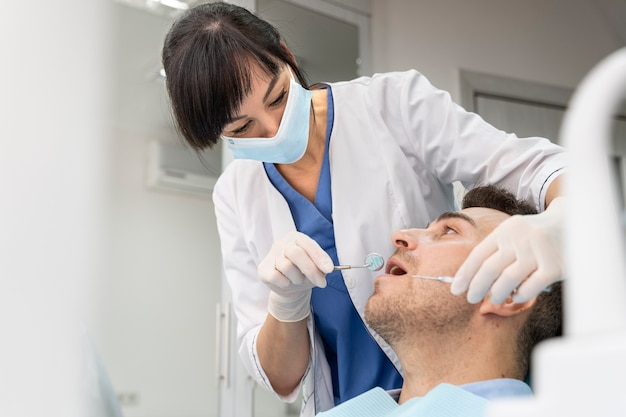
(479, 294, 537, 317)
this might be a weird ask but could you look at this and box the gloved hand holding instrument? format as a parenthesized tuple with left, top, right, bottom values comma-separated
(258, 231, 334, 322)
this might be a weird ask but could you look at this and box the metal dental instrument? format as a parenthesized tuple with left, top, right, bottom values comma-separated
(412, 275, 454, 283)
(411, 275, 552, 292)
(334, 253, 385, 271)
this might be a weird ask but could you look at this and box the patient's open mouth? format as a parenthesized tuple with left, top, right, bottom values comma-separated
(387, 262, 407, 276)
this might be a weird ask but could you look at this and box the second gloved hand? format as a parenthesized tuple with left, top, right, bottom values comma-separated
(451, 196, 566, 304)
(258, 231, 334, 322)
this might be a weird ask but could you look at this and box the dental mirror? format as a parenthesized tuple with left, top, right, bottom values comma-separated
(334, 253, 385, 271)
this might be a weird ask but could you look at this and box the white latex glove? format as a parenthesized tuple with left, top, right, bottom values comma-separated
(451, 196, 566, 304)
(258, 231, 334, 322)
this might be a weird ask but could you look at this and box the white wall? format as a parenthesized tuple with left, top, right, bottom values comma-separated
(1, 1, 117, 416)
(94, 4, 222, 417)
(370, 0, 622, 103)
(97, 128, 221, 417)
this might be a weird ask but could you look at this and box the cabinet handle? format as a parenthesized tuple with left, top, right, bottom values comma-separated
(215, 303, 231, 388)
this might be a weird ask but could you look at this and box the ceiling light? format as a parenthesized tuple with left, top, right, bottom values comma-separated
(151, 0, 189, 11)
(113, 0, 199, 17)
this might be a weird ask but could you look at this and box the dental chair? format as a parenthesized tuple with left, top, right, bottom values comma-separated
(488, 47, 626, 416)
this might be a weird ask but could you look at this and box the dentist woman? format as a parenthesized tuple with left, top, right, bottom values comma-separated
(161, 2, 566, 416)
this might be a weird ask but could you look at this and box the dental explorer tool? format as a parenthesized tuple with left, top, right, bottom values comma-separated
(334, 253, 385, 271)
(412, 275, 552, 292)
(412, 275, 454, 283)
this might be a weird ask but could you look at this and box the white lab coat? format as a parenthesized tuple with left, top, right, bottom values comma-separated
(212, 70, 566, 416)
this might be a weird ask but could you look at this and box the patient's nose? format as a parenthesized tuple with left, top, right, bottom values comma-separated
(391, 229, 421, 250)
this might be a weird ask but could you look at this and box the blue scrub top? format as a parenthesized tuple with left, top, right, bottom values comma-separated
(264, 86, 402, 405)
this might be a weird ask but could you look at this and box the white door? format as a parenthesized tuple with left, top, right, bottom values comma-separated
(461, 70, 626, 208)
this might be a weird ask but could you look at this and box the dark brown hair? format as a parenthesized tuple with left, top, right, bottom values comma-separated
(461, 184, 537, 216)
(161, 2, 308, 151)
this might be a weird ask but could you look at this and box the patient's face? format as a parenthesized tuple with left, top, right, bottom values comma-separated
(365, 207, 510, 343)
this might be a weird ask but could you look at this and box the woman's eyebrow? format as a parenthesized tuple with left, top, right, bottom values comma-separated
(262, 72, 283, 103)
(226, 72, 284, 124)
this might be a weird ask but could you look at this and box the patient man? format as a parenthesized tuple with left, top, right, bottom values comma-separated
(318, 185, 562, 416)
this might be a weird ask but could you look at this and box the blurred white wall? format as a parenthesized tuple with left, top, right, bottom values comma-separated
(0, 1, 116, 416)
(371, 0, 622, 102)
(93, 4, 222, 417)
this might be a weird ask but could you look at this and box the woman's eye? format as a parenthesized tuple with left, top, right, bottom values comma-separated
(269, 90, 286, 107)
(231, 121, 251, 135)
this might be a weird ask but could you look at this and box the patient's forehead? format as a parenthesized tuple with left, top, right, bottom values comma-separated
(461, 207, 511, 237)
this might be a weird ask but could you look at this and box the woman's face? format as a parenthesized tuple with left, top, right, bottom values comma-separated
(222, 64, 292, 139)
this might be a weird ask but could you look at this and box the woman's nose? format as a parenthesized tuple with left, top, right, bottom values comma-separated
(391, 229, 421, 250)
(263, 121, 280, 138)
(257, 112, 282, 138)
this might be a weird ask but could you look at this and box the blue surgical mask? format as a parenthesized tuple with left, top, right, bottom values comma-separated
(222, 74, 312, 164)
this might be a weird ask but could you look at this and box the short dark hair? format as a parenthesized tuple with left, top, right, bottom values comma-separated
(517, 281, 563, 375)
(462, 185, 562, 375)
(461, 184, 537, 215)
(161, 2, 308, 151)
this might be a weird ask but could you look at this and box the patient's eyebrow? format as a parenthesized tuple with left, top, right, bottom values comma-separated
(431, 211, 477, 228)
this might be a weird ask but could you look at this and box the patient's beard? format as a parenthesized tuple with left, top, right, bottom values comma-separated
(365, 281, 475, 348)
